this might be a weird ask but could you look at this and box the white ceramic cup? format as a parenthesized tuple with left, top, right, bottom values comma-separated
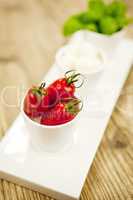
(55, 44, 106, 75)
(69, 30, 126, 51)
(55, 43, 106, 97)
(21, 97, 78, 153)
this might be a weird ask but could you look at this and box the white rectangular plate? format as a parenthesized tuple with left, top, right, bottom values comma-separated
(0, 35, 133, 200)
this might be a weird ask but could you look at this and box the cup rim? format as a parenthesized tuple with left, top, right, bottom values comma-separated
(72, 28, 126, 39)
(21, 96, 79, 129)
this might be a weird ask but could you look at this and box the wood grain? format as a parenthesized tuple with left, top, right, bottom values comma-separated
(0, 0, 133, 199)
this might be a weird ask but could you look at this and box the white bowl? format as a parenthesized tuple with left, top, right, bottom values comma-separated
(69, 29, 126, 53)
(55, 43, 106, 77)
(55, 42, 107, 96)
(21, 97, 78, 153)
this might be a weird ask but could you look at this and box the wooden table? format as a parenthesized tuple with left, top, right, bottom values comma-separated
(0, 0, 133, 199)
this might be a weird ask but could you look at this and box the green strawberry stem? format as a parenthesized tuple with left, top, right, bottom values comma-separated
(65, 98, 83, 115)
(39, 82, 46, 89)
(65, 69, 84, 88)
(32, 82, 47, 97)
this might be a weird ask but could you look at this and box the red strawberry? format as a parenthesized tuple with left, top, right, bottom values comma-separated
(47, 70, 84, 102)
(38, 86, 58, 113)
(24, 83, 52, 118)
(40, 98, 82, 126)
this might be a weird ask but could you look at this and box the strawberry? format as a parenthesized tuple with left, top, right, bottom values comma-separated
(47, 70, 84, 102)
(40, 98, 82, 126)
(24, 83, 56, 118)
(38, 86, 58, 113)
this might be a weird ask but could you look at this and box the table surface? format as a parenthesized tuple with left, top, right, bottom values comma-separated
(0, 0, 133, 199)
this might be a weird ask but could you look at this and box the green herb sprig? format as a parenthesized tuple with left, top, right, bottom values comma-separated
(63, 0, 133, 36)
